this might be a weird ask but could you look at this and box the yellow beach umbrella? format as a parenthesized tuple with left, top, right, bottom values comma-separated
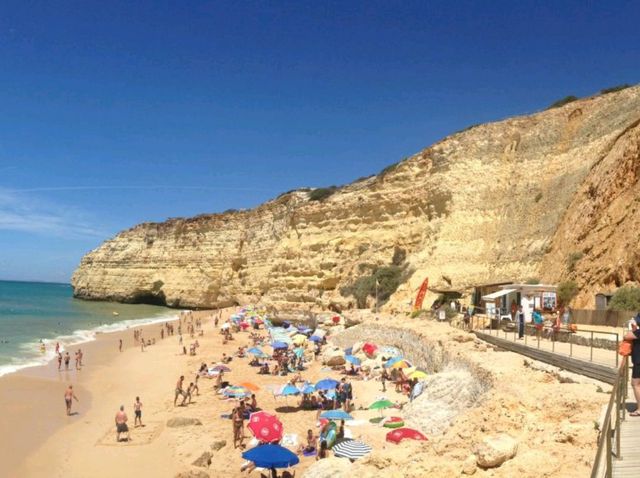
(292, 334, 307, 345)
(408, 369, 428, 380)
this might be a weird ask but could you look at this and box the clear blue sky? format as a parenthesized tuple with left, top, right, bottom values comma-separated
(0, 1, 638, 283)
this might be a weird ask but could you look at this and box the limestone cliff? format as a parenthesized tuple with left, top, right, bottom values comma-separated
(71, 85, 640, 309)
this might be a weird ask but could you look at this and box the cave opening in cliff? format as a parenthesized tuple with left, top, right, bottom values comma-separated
(129, 290, 168, 306)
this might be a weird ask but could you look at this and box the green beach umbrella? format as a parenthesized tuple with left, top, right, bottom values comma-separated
(369, 399, 395, 420)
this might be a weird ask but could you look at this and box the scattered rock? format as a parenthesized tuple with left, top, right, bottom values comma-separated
(210, 440, 226, 451)
(175, 470, 209, 478)
(191, 451, 212, 468)
(166, 417, 203, 428)
(462, 454, 477, 475)
(474, 433, 518, 468)
(452, 334, 474, 343)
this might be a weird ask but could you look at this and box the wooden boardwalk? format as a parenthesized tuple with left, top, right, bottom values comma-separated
(470, 327, 638, 477)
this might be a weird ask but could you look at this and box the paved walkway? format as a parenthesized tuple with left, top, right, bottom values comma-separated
(613, 400, 640, 478)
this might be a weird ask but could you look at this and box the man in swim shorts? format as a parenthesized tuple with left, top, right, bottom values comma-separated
(134, 396, 143, 427)
(115, 405, 129, 441)
(174, 375, 187, 406)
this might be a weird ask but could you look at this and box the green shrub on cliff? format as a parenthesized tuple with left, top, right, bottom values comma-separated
(557, 280, 578, 306)
(600, 84, 631, 95)
(308, 186, 337, 201)
(340, 265, 407, 309)
(609, 286, 640, 311)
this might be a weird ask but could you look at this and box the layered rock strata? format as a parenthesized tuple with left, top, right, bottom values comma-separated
(72, 86, 640, 309)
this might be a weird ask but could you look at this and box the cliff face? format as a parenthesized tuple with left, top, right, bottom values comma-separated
(72, 86, 640, 310)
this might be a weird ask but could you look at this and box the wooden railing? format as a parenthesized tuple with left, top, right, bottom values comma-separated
(590, 355, 629, 478)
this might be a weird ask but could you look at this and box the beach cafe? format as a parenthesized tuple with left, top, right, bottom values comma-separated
(480, 283, 558, 322)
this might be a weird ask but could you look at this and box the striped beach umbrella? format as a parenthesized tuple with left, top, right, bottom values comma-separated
(332, 439, 372, 460)
(223, 386, 250, 398)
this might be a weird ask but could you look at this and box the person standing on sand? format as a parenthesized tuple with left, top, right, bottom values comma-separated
(64, 351, 70, 370)
(119, 339, 123, 352)
(624, 317, 640, 416)
(57, 352, 63, 371)
(78, 349, 83, 367)
(231, 404, 245, 449)
(174, 376, 187, 406)
(74, 350, 80, 369)
(115, 405, 129, 441)
(55, 342, 60, 354)
(133, 397, 143, 427)
(64, 385, 79, 415)
(517, 305, 525, 339)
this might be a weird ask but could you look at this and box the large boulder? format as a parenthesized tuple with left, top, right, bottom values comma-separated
(302, 457, 351, 478)
(327, 355, 346, 366)
(166, 417, 203, 428)
(322, 346, 345, 364)
(210, 440, 227, 451)
(474, 433, 518, 468)
(191, 451, 212, 468)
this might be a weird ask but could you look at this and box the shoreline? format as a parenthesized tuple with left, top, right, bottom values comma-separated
(0, 310, 189, 476)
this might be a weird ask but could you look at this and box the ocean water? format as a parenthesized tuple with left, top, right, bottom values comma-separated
(0, 280, 179, 377)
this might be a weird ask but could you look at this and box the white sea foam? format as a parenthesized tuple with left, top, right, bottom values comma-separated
(0, 312, 180, 377)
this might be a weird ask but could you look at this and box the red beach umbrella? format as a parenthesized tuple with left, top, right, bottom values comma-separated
(248, 411, 284, 443)
(362, 342, 378, 357)
(385, 427, 428, 444)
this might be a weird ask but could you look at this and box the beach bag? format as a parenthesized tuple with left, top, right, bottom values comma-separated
(619, 340, 632, 357)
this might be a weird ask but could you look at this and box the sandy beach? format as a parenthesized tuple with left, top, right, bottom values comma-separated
(0, 308, 613, 478)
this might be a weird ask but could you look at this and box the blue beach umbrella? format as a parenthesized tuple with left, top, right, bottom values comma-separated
(271, 341, 288, 350)
(247, 347, 265, 356)
(345, 355, 361, 366)
(280, 384, 301, 396)
(321, 409, 353, 421)
(384, 356, 404, 368)
(309, 335, 322, 343)
(315, 378, 340, 390)
(300, 382, 315, 394)
(242, 444, 300, 469)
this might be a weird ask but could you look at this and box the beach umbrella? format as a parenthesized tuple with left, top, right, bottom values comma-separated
(271, 341, 288, 350)
(384, 356, 404, 368)
(379, 346, 402, 357)
(369, 399, 394, 410)
(309, 335, 322, 343)
(320, 410, 353, 421)
(280, 384, 301, 396)
(247, 411, 284, 443)
(344, 355, 361, 366)
(385, 427, 428, 444)
(332, 439, 372, 460)
(315, 378, 340, 390)
(248, 347, 265, 356)
(390, 359, 412, 369)
(362, 342, 378, 357)
(212, 364, 231, 373)
(242, 444, 298, 468)
(223, 386, 250, 398)
(292, 334, 307, 345)
(300, 382, 315, 394)
(239, 382, 260, 392)
(408, 369, 428, 380)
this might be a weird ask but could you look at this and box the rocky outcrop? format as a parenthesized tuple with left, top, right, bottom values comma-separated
(72, 86, 640, 309)
(166, 417, 202, 428)
(474, 433, 518, 468)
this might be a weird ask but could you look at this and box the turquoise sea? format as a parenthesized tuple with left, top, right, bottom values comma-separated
(0, 280, 178, 376)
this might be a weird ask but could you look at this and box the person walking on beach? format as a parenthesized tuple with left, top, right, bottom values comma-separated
(115, 405, 129, 442)
(74, 350, 80, 370)
(78, 349, 83, 367)
(64, 351, 70, 370)
(55, 342, 60, 354)
(57, 352, 63, 371)
(133, 397, 143, 427)
(119, 339, 123, 352)
(624, 317, 640, 416)
(64, 385, 79, 416)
